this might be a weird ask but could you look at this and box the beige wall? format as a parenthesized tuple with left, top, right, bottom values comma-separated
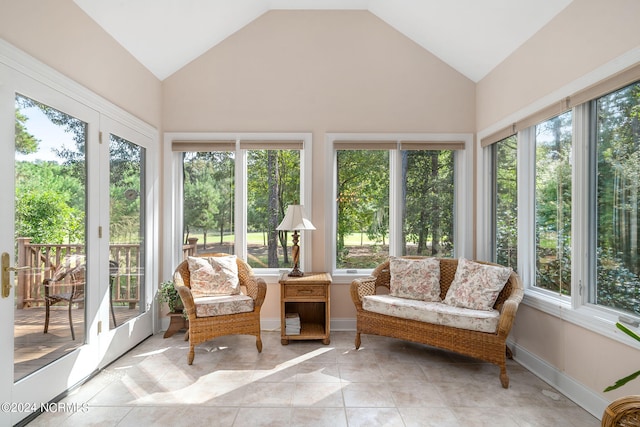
(478, 0, 640, 405)
(163, 10, 476, 321)
(0, 0, 162, 128)
(477, 0, 640, 132)
(163, 10, 474, 133)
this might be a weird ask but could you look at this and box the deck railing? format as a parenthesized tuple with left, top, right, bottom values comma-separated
(15, 237, 199, 309)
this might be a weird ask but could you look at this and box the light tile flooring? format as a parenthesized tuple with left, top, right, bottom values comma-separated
(28, 331, 600, 427)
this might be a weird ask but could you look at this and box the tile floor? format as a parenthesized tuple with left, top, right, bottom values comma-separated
(28, 331, 600, 426)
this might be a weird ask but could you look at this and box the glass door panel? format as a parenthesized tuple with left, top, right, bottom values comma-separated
(14, 94, 88, 381)
(109, 134, 146, 329)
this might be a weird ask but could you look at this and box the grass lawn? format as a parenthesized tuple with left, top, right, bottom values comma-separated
(187, 231, 384, 246)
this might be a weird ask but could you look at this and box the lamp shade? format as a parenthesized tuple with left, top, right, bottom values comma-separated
(276, 205, 316, 231)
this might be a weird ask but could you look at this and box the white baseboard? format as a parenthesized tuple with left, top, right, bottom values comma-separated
(508, 339, 607, 420)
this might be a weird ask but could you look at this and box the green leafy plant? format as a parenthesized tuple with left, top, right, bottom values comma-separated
(158, 280, 182, 313)
(604, 322, 640, 392)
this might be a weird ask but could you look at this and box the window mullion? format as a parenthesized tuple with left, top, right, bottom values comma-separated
(389, 149, 402, 256)
(571, 104, 590, 308)
(517, 127, 536, 286)
(236, 140, 247, 262)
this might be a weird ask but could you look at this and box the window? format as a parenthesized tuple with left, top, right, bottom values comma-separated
(170, 135, 311, 273)
(336, 149, 389, 269)
(485, 63, 640, 325)
(247, 148, 300, 269)
(535, 112, 572, 295)
(183, 150, 236, 255)
(591, 82, 640, 315)
(401, 149, 454, 258)
(331, 136, 470, 273)
(493, 135, 518, 270)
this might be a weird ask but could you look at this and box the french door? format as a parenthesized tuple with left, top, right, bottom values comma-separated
(0, 50, 155, 425)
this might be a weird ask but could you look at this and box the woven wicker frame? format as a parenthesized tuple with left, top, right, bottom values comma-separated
(173, 254, 267, 365)
(350, 257, 524, 388)
(602, 395, 640, 427)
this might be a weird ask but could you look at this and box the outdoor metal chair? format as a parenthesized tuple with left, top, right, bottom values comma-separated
(43, 254, 86, 340)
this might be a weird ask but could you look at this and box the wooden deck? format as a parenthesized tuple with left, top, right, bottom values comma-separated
(13, 305, 141, 381)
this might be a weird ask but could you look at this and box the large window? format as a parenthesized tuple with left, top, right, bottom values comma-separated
(535, 112, 572, 295)
(591, 82, 640, 316)
(487, 70, 640, 321)
(171, 136, 310, 272)
(333, 137, 468, 272)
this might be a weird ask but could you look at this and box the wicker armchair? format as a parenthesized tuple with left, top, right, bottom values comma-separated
(173, 254, 267, 364)
(351, 257, 523, 388)
(602, 396, 640, 427)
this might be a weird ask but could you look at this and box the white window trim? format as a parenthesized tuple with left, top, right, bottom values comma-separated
(477, 47, 640, 349)
(162, 132, 313, 280)
(325, 132, 473, 282)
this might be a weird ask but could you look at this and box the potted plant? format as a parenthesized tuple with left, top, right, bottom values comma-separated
(604, 322, 640, 392)
(601, 322, 640, 427)
(158, 280, 183, 313)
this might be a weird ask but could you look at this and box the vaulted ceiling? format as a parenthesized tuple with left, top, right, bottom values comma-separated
(73, 0, 573, 82)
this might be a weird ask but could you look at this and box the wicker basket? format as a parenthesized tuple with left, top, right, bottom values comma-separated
(602, 396, 640, 427)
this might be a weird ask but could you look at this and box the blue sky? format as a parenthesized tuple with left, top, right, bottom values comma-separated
(15, 104, 78, 163)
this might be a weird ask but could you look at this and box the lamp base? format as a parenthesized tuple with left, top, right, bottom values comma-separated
(287, 267, 304, 277)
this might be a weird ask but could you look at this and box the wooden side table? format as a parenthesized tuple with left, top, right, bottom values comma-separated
(279, 272, 331, 345)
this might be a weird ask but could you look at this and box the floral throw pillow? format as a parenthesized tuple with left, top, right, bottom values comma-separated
(443, 258, 512, 311)
(187, 255, 240, 298)
(389, 256, 441, 302)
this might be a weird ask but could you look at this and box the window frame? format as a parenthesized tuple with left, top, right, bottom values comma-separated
(478, 56, 640, 345)
(325, 133, 473, 281)
(163, 132, 313, 278)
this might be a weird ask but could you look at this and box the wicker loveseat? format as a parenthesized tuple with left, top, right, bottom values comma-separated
(173, 254, 267, 364)
(350, 257, 523, 388)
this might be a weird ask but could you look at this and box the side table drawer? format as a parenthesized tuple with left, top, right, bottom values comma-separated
(285, 285, 326, 298)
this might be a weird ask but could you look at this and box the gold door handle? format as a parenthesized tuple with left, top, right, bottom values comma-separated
(2, 252, 29, 298)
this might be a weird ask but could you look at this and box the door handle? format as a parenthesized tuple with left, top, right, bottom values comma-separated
(2, 252, 29, 298)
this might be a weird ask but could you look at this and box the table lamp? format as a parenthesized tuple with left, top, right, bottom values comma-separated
(276, 205, 315, 276)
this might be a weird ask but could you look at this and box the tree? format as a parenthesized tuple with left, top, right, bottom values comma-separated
(15, 108, 39, 154)
(402, 150, 454, 257)
(495, 136, 518, 269)
(535, 112, 572, 294)
(336, 150, 389, 267)
(182, 153, 229, 247)
(16, 190, 83, 244)
(247, 149, 300, 267)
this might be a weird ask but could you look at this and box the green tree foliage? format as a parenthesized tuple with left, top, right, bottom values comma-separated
(535, 112, 572, 294)
(495, 136, 518, 269)
(182, 152, 233, 248)
(15, 189, 83, 244)
(247, 150, 300, 267)
(336, 150, 389, 267)
(402, 150, 454, 257)
(16, 95, 87, 182)
(15, 108, 39, 155)
(110, 135, 143, 243)
(15, 94, 86, 246)
(595, 83, 640, 315)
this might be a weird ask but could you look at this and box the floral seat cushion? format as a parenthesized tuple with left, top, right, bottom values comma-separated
(362, 294, 500, 333)
(194, 294, 254, 318)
